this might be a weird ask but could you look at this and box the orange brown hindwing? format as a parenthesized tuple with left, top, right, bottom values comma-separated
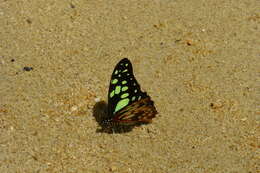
(113, 97, 157, 124)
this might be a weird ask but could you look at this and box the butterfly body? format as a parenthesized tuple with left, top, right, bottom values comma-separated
(102, 58, 157, 128)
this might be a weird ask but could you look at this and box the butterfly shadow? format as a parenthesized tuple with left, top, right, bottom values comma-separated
(93, 101, 143, 134)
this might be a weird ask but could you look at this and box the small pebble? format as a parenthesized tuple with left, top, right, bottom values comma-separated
(186, 40, 193, 46)
(23, 66, 33, 71)
(70, 105, 78, 112)
(70, 3, 75, 8)
(26, 19, 32, 24)
(94, 97, 101, 102)
(109, 166, 117, 172)
(210, 100, 223, 109)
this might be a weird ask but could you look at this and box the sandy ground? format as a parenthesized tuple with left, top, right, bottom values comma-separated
(0, 0, 259, 172)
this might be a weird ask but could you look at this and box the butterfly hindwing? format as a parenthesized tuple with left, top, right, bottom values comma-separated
(113, 96, 157, 124)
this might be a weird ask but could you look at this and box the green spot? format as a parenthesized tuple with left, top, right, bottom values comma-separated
(118, 74, 121, 77)
(122, 86, 128, 91)
(134, 89, 137, 93)
(110, 90, 115, 98)
(125, 63, 128, 67)
(122, 80, 127, 85)
(138, 96, 141, 100)
(123, 69, 128, 73)
(114, 70, 118, 75)
(121, 93, 129, 98)
(114, 98, 129, 113)
(132, 96, 136, 101)
(115, 86, 121, 94)
(111, 79, 118, 84)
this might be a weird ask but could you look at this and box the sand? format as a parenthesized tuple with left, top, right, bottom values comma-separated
(0, 0, 259, 172)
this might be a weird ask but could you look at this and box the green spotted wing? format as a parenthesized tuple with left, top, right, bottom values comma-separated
(104, 58, 157, 126)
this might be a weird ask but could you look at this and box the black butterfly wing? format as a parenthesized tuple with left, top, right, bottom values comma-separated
(107, 58, 148, 119)
(103, 58, 157, 127)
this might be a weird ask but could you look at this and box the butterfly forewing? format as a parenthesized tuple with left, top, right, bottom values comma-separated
(104, 58, 157, 127)
(108, 58, 146, 117)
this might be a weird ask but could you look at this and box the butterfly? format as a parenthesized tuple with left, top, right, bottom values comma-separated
(101, 58, 157, 129)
